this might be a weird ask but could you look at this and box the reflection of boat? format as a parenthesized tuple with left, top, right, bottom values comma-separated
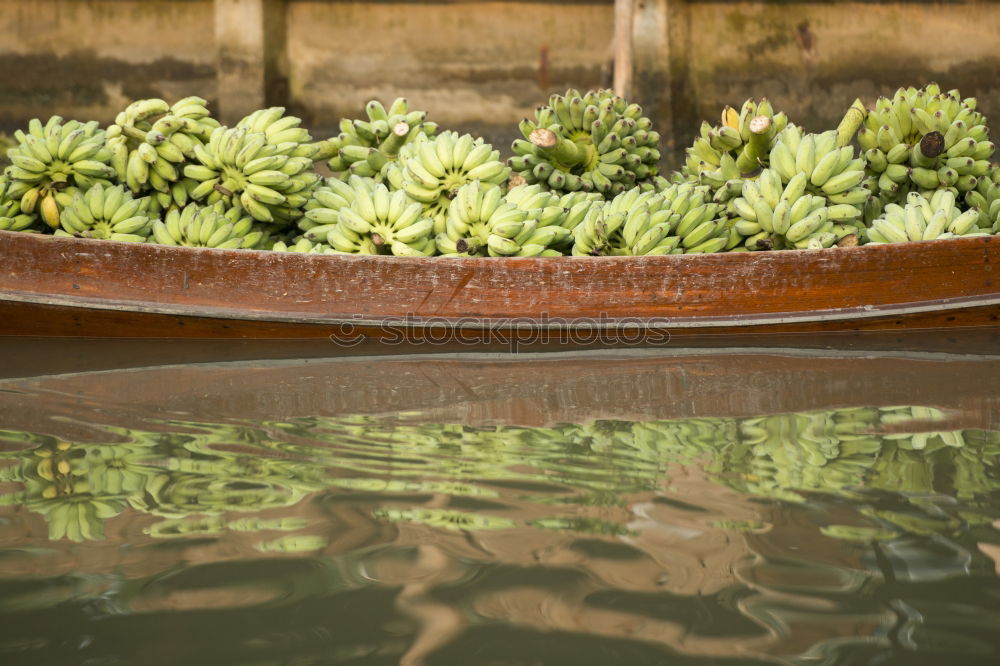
(2, 344, 998, 438)
(2, 231, 1000, 340)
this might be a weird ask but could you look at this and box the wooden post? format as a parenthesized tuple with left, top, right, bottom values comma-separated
(214, 0, 287, 124)
(632, 0, 696, 162)
(613, 0, 634, 98)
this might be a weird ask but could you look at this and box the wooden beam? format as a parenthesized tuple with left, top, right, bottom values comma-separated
(613, 0, 634, 98)
(214, 0, 287, 124)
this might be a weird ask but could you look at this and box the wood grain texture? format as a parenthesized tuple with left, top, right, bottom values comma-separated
(1, 230, 999, 339)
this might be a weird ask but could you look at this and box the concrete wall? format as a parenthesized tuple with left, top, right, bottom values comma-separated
(0, 0, 998, 169)
(285, 1, 615, 143)
(656, 1, 1000, 154)
(0, 0, 216, 124)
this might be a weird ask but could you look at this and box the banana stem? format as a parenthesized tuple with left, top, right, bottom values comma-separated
(919, 131, 945, 158)
(379, 121, 411, 157)
(736, 115, 771, 174)
(530, 128, 586, 168)
(835, 98, 867, 148)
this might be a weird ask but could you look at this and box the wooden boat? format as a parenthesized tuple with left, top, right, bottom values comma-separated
(1, 230, 999, 342)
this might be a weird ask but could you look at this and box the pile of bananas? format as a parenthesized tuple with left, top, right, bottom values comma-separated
(678, 99, 793, 199)
(867, 190, 986, 244)
(1, 85, 997, 257)
(183, 124, 321, 225)
(510, 89, 660, 197)
(105, 97, 220, 211)
(387, 131, 510, 233)
(54, 183, 153, 242)
(151, 201, 268, 249)
(859, 84, 994, 201)
(326, 97, 437, 178)
(3, 116, 113, 228)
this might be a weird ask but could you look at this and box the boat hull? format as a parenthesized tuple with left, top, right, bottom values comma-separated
(2, 230, 999, 341)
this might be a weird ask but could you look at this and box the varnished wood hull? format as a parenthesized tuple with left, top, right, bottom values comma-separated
(2, 230, 1000, 342)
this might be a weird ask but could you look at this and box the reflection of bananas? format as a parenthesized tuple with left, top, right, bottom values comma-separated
(1, 406, 998, 544)
(372, 507, 516, 531)
(254, 534, 328, 552)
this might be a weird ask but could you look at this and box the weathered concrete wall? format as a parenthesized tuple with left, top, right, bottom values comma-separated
(0, 0, 216, 126)
(285, 0, 615, 142)
(1, 0, 998, 169)
(661, 1, 1000, 154)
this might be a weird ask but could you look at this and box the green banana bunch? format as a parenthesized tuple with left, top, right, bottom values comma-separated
(750, 127, 869, 249)
(391, 130, 510, 233)
(105, 97, 220, 211)
(307, 179, 437, 256)
(678, 98, 791, 199)
(609, 189, 678, 256)
(510, 88, 660, 197)
(964, 165, 1000, 232)
(54, 183, 152, 242)
(183, 125, 321, 225)
(150, 201, 268, 249)
(503, 183, 566, 224)
(570, 184, 726, 256)
(4, 116, 113, 229)
(326, 97, 437, 177)
(437, 181, 565, 256)
(299, 175, 366, 233)
(659, 182, 731, 254)
(729, 168, 861, 251)
(237, 106, 321, 159)
(270, 237, 337, 253)
(866, 189, 989, 244)
(858, 84, 993, 200)
(549, 189, 606, 238)
(0, 175, 40, 232)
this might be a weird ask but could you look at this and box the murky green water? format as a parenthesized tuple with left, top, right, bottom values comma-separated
(1, 339, 999, 665)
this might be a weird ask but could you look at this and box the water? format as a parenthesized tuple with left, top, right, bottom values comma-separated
(1, 337, 999, 665)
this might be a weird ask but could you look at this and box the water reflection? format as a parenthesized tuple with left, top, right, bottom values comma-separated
(0, 345, 998, 665)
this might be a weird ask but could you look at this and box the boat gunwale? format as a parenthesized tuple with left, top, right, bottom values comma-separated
(3, 226, 999, 267)
(3, 230, 1000, 332)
